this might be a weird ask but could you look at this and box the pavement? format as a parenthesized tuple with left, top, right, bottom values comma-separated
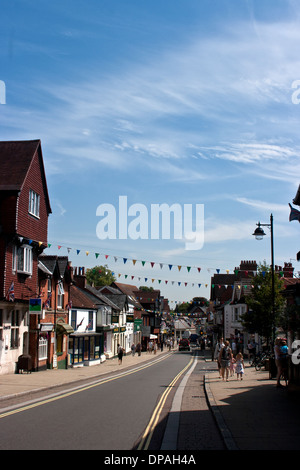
(0, 348, 300, 451)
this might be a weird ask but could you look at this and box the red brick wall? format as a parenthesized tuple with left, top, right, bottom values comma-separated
(4, 241, 39, 301)
(0, 147, 50, 301)
(16, 149, 49, 243)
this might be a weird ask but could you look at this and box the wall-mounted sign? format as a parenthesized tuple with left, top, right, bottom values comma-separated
(29, 298, 42, 313)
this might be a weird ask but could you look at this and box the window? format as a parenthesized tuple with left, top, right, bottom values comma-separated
(39, 337, 48, 360)
(71, 310, 77, 330)
(12, 245, 17, 272)
(11, 310, 20, 349)
(87, 311, 93, 330)
(29, 189, 40, 218)
(17, 245, 33, 275)
(233, 307, 240, 322)
(57, 281, 64, 309)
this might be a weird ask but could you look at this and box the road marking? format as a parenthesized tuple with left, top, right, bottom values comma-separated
(137, 356, 194, 450)
(0, 353, 172, 419)
(160, 355, 198, 449)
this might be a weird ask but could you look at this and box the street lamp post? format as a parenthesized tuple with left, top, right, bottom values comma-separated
(252, 214, 275, 345)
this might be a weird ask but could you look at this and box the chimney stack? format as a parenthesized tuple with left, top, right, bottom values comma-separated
(73, 266, 86, 289)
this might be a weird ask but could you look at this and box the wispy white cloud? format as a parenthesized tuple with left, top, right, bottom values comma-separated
(236, 197, 287, 214)
(2, 14, 300, 185)
(204, 220, 253, 244)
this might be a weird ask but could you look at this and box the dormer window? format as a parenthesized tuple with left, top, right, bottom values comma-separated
(29, 189, 40, 218)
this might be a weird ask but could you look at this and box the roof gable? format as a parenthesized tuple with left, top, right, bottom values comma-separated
(0, 140, 51, 214)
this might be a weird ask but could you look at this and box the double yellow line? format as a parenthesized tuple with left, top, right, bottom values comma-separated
(0, 354, 171, 420)
(137, 357, 193, 450)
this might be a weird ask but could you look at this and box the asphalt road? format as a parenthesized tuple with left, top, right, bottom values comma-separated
(0, 351, 194, 450)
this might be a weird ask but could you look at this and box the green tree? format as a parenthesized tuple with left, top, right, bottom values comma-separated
(241, 262, 285, 344)
(176, 302, 191, 314)
(86, 265, 115, 287)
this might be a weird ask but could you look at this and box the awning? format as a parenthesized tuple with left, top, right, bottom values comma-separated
(56, 322, 74, 335)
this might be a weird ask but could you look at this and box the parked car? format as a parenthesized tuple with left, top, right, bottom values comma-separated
(179, 338, 190, 351)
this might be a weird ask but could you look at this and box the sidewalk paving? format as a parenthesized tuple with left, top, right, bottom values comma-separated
(205, 360, 300, 450)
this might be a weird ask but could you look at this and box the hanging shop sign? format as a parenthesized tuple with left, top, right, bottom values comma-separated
(29, 298, 42, 314)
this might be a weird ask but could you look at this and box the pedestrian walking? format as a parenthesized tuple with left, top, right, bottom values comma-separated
(235, 352, 245, 380)
(153, 341, 157, 354)
(214, 337, 225, 378)
(136, 342, 141, 356)
(160, 341, 164, 352)
(117, 344, 124, 365)
(280, 339, 288, 386)
(131, 343, 136, 356)
(230, 355, 236, 377)
(275, 337, 288, 388)
(219, 341, 232, 382)
(231, 339, 237, 357)
(248, 339, 256, 362)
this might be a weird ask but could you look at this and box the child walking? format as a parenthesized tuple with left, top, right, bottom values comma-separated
(235, 352, 245, 380)
(230, 355, 236, 377)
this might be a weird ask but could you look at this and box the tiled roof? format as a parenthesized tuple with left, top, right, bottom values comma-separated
(70, 285, 97, 309)
(111, 282, 143, 309)
(38, 255, 69, 278)
(0, 139, 51, 213)
(84, 285, 121, 311)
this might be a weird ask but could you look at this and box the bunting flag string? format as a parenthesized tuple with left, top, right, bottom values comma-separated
(44, 240, 250, 276)
(109, 270, 203, 288)
(27, 238, 267, 282)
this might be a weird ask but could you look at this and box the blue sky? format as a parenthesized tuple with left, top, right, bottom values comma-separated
(1, 0, 300, 305)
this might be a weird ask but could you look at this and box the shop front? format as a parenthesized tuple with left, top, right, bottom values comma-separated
(69, 332, 104, 366)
